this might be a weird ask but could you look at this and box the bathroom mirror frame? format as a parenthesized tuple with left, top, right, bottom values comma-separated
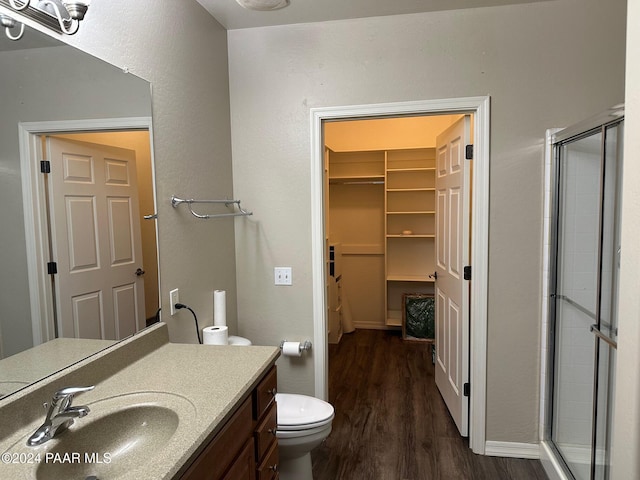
(0, 20, 159, 400)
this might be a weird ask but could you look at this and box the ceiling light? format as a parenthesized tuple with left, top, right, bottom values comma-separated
(1, 0, 90, 39)
(235, 0, 289, 11)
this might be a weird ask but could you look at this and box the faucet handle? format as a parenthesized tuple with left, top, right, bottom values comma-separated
(53, 385, 95, 402)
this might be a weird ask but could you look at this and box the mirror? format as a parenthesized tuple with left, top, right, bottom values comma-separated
(0, 24, 158, 399)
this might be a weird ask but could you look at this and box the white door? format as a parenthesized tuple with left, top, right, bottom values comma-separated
(434, 115, 471, 436)
(46, 137, 145, 341)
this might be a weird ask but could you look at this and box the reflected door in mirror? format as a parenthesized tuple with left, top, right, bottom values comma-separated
(47, 137, 145, 340)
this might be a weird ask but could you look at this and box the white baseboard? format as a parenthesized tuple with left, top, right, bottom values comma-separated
(484, 441, 541, 459)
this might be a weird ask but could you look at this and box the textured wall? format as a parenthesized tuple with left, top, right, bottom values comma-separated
(228, 0, 626, 442)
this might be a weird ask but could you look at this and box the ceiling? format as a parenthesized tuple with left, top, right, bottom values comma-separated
(196, 0, 549, 30)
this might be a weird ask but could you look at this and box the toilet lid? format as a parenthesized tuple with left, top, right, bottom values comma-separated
(276, 393, 334, 430)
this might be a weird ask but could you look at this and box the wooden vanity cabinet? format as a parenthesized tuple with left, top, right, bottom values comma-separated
(253, 366, 279, 480)
(180, 366, 278, 480)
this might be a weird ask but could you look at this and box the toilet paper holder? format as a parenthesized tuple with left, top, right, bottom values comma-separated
(280, 340, 312, 354)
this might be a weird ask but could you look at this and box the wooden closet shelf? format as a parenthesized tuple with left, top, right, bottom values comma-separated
(386, 187, 436, 192)
(386, 234, 435, 238)
(387, 210, 435, 215)
(386, 167, 436, 173)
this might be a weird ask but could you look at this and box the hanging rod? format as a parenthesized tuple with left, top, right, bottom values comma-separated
(171, 195, 253, 219)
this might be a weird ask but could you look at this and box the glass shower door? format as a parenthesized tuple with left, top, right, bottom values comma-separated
(549, 117, 622, 480)
(552, 130, 602, 480)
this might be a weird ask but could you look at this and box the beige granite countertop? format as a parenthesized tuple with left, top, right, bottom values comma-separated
(0, 323, 280, 480)
(0, 338, 116, 399)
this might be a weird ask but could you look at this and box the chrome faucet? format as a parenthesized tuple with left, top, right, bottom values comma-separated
(27, 385, 95, 446)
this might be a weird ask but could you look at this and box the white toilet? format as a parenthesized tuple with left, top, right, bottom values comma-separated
(228, 337, 335, 479)
(275, 393, 335, 480)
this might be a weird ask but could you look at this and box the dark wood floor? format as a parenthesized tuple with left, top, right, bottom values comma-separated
(311, 329, 548, 480)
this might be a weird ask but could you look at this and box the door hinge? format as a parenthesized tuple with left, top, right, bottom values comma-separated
(464, 265, 471, 280)
(463, 382, 470, 397)
(47, 261, 57, 275)
(465, 144, 474, 160)
(40, 160, 51, 173)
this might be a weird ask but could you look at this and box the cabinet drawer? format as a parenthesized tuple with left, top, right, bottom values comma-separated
(256, 439, 279, 480)
(222, 438, 256, 480)
(181, 396, 253, 480)
(253, 366, 277, 420)
(254, 401, 277, 462)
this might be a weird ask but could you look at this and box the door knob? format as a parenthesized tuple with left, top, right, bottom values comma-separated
(135, 268, 145, 277)
(429, 271, 438, 280)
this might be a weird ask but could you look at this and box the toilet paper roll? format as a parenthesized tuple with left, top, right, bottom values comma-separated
(203, 326, 228, 345)
(281, 341, 302, 357)
(213, 290, 226, 327)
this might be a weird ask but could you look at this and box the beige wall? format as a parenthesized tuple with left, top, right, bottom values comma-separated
(229, 0, 626, 443)
(612, 0, 640, 477)
(325, 115, 461, 151)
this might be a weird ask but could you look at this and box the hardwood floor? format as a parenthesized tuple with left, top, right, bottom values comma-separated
(311, 329, 548, 480)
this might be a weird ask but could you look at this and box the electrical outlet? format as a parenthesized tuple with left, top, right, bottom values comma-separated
(169, 288, 179, 315)
(274, 267, 292, 286)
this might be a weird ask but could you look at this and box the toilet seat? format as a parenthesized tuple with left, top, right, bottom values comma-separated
(276, 422, 332, 439)
(276, 393, 335, 431)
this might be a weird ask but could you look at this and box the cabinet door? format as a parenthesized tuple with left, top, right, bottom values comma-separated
(222, 439, 256, 480)
(180, 397, 253, 480)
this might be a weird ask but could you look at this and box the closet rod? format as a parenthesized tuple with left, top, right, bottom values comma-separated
(171, 195, 253, 219)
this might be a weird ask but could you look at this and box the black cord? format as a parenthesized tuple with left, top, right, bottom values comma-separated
(175, 303, 202, 344)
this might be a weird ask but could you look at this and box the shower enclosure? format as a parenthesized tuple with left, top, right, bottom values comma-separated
(546, 107, 623, 480)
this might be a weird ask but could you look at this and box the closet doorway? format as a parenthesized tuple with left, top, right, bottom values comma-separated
(310, 96, 490, 453)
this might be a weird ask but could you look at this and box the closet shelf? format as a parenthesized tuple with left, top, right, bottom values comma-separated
(329, 175, 385, 185)
(387, 167, 436, 173)
(387, 210, 435, 215)
(387, 234, 435, 238)
(387, 274, 435, 282)
(386, 187, 435, 192)
(171, 195, 253, 219)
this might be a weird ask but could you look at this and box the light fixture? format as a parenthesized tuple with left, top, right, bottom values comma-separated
(1, 0, 90, 40)
(235, 0, 289, 11)
(1, 13, 25, 40)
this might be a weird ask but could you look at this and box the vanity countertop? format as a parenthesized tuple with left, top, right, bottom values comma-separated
(0, 323, 280, 480)
(0, 338, 116, 397)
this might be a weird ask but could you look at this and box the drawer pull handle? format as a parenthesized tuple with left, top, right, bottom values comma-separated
(269, 464, 278, 472)
(267, 428, 277, 436)
(268, 387, 277, 397)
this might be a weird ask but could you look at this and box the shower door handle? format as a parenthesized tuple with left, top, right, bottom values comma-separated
(590, 324, 617, 349)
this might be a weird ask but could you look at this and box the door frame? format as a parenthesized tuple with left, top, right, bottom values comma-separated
(18, 117, 156, 347)
(310, 96, 490, 454)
